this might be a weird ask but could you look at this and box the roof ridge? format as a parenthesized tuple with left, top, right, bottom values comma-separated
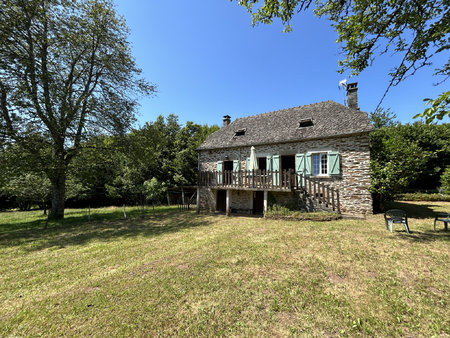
(228, 100, 343, 126)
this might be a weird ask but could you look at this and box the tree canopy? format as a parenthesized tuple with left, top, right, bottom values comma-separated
(0, 0, 155, 218)
(0, 114, 219, 211)
(233, 0, 449, 121)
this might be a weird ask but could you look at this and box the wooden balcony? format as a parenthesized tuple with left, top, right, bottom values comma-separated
(198, 169, 296, 191)
(198, 169, 340, 213)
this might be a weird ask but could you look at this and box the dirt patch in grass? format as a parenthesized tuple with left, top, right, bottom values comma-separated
(328, 272, 347, 285)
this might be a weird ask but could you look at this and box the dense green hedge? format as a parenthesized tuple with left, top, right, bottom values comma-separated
(397, 193, 450, 202)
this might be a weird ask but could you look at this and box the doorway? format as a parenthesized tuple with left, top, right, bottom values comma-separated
(253, 191, 264, 214)
(281, 155, 295, 172)
(217, 190, 226, 212)
(223, 160, 233, 185)
(258, 157, 267, 171)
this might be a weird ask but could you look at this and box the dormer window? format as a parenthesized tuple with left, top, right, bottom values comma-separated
(299, 118, 313, 128)
(234, 128, 246, 136)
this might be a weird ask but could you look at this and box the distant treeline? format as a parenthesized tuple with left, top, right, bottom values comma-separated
(0, 115, 219, 211)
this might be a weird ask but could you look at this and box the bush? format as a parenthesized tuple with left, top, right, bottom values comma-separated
(265, 204, 341, 221)
(440, 167, 450, 195)
(397, 193, 450, 202)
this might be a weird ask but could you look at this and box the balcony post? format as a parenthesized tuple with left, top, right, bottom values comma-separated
(226, 189, 231, 216)
(263, 190, 268, 213)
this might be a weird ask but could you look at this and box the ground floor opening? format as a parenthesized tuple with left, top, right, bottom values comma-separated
(253, 191, 264, 214)
(217, 190, 226, 212)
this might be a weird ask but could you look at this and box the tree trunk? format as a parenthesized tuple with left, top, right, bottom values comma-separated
(49, 171, 66, 219)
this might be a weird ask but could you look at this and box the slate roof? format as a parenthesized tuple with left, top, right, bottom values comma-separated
(198, 101, 372, 150)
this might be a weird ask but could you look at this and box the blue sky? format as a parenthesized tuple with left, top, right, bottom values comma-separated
(116, 0, 448, 127)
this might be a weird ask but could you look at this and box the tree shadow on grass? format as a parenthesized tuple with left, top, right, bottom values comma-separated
(0, 210, 212, 251)
(386, 226, 450, 243)
(385, 201, 442, 219)
(0, 206, 175, 234)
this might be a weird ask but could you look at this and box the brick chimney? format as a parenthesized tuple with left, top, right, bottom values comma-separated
(223, 115, 231, 127)
(346, 82, 359, 110)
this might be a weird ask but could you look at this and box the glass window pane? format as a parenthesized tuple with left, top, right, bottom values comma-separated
(313, 154, 320, 175)
(321, 154, 327, 174)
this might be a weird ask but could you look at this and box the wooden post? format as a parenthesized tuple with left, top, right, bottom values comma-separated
(226, 190, 231, 216)
(123, 204, 127, 220)
(313, 180, 317, 202)
(326, 186, 330, 208)
(331, 187, 335, 211)
(336, 190, 341, 214)
(196, 187, 200, 214)
(88, 206, 91, 222)
(263, 190, 268, 214)
(181, 187, 185, 205)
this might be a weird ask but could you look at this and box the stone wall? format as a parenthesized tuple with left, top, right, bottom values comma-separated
(198, 133, 372, 215)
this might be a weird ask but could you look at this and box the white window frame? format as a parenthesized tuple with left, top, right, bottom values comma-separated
(309, 151, 330, 177)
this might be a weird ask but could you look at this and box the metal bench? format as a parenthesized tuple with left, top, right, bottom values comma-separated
(434, 212, 449, 231)
(384, 209, 410, 234)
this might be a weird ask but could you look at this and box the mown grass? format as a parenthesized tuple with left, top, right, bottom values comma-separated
(0, 202, 449, 336)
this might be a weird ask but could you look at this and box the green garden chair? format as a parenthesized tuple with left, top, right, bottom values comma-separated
(434, 212, 449, 231)
(384, 209, 410, 234)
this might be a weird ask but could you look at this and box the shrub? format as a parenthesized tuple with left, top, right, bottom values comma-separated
(397, 193, 450, 202)
(440, 167, 450, 195)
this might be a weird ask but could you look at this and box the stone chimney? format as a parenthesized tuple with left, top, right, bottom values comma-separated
(223, 115, 231, 127)
(346, 82, 359, 110)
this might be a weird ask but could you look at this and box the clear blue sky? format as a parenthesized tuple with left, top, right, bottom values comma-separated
(116, 0, 448, 127)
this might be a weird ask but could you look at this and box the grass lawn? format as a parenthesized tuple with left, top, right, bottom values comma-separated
(0, 202, 449, 336)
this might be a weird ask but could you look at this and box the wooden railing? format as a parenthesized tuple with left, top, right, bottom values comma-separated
(198, 170, 340, 213)
(303, 175, 340, 213)
(198, 169, 296, 191)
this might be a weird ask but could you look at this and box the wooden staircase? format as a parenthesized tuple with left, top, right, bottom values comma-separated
(297, 174, 340, 213)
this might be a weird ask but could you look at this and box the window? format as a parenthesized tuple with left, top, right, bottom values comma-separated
(234, 128, 246, 136)
(312, 153, 328, 176)
(299, 118, 313, 128)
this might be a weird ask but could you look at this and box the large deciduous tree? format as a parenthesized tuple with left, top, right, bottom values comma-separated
(0, 0, 154, 219)
(233, 0, 449, 121)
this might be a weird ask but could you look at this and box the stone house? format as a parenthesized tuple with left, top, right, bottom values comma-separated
(196, 83, 373, 216)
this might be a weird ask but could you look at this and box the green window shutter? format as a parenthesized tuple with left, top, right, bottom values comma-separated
(233, 160, 240, 172)
(266, 156, 272, 172)
(305, 154, 312, 176)
(295, 153, 305, 186)
(272, 155, 280, 186)
(329, 151, 340, 175)
(233, 160, 240, 184)
(246, 157, 250, 171)
(295, 153, 305, 173)
(217, 161, 223, 185)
